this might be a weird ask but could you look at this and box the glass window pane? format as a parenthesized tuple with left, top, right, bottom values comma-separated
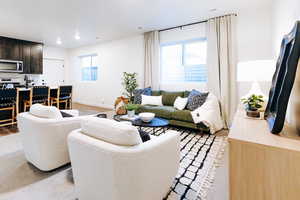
(161, 44, 182, 67)
(160, 39, 207, 83)
(161, 44, 183, 83)
(91, 55, 98, 67)
(184, 41, 207, 65)
(81, 56, 91, 67)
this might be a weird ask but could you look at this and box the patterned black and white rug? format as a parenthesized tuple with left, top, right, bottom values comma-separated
(143, 126, 227, 200)
(0, 127, 227, 200)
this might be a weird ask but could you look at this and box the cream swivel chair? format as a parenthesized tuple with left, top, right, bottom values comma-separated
(17, 104, 85, 171)
(68, 117, 180, 200)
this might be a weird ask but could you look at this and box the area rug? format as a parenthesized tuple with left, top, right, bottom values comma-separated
(0, 127, 227, 200)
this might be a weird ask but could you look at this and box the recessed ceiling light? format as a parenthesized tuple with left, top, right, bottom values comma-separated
(209, 8, 217, 12)
(75, 33, 80, 40)
(56, 38, 62, 45)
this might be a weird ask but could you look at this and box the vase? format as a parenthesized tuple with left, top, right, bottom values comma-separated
(127, 110, 135, 118)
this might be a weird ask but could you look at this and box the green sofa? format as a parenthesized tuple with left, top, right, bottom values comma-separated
(136, 90, 210, 133)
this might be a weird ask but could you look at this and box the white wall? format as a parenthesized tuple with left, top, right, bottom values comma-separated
(64, 7, 275, 108)
(236, 6, 274, 99)
(29, 46, 67, 85)
(65, 35, 144, 109)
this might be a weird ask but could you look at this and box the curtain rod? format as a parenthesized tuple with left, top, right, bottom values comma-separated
(159, 13, 237, 32)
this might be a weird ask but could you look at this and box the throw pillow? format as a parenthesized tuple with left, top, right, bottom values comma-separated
(81, 117, 142, 146)
(141, 95, 163, 106)
(174, 97, 188, 110)
(186, 89, 209, 111)
(30, 104, 63, 119)
(133, 87, 152, 104)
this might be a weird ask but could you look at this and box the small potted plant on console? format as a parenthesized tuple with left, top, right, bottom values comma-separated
(241, 94, 264, 118)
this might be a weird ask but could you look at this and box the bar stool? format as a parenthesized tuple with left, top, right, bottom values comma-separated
(24, 86, 50, 111)
(51, 85, 72, 109)
(0, 88, 17, 127)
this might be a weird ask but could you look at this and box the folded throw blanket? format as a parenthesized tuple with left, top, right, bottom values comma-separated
(191, 93, 224, 134)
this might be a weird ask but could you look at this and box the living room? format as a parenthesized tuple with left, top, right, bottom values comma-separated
(0, 0, 300, 199)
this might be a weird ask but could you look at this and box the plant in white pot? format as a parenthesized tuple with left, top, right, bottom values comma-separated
(241, 94, 264, 118)
(125, 104, 139, 118)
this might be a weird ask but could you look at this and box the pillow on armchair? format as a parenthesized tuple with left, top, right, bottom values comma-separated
(30, 104, 63, 119)
(81, 117, 142, 146)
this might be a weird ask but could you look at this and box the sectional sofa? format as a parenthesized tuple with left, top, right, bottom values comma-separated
(136, 90, 210, 133)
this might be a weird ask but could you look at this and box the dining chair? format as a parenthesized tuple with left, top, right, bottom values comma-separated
(24, 86, 50, 111)
(0, 88, 17, 127)
(51, 85, 72, 109)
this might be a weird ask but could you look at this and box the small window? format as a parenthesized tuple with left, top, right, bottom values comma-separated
(80, 55, 98, 81)
(160, 39, 207, 83)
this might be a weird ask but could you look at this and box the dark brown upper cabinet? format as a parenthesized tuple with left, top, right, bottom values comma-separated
(0, 37, 22, 61)
(29, 43, 43, 74)
(0, 37, 44, 74)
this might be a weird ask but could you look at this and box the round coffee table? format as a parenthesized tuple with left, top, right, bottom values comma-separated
(113, 115, 169, 134)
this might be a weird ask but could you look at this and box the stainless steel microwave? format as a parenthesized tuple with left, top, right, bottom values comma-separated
(0, 59, 23, 73)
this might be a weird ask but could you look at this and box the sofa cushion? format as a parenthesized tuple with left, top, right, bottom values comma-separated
(171, 110, 193, 123)
(138, 105, 176, 119)
(183, 90, 190, 98)
(162, 91, 184, 106)
(151, 90, 161, 96)
(133, 87, 152, 104)
(30, 104, 63, 119)
(81, 117, 142, 146)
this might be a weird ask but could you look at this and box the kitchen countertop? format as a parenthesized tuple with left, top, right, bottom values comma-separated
(18, 87, 58, 91)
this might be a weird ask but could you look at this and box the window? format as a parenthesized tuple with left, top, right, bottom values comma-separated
(160, 39, 207, 83)
(80, 55, 98, 81)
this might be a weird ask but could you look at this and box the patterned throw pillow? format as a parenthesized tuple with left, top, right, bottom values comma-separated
(186, 89, 209, 111)
(133, 87, 152, 104)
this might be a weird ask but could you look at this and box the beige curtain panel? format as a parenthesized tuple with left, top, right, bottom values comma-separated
(144, 31, 160, 90)
(206, 15, 237, 127)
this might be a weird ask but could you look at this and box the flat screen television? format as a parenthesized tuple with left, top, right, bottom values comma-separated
(264, 21, 300, 134)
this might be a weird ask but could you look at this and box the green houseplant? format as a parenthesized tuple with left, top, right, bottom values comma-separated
(241, 94, 264, 118)
(122, 72, 138, 103)
(125, 103, 139, 117)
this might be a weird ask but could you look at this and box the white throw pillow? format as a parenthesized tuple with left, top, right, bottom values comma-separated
(141, 95, 163, 106)
(30, 104, 63, 119)
(81, 117, 142, 146)
(174, 97, 188, 110)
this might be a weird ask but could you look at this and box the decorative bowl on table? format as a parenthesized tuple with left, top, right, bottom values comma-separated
(138, 112, 155, 123)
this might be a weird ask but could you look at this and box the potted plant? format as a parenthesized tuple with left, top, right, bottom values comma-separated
(241, 94, 264, 118)
(125, 103, 139, 118)
(122, 72, 138, 103)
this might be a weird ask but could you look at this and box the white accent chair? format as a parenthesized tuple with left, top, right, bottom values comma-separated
(68, 117, 180, 200)
(17, 104, 86, 171)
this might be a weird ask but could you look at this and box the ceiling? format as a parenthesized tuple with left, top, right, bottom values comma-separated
(0, 0, 271, 48)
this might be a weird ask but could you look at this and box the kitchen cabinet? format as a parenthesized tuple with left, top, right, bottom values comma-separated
(0, 36, 43, 74)
(0, 37, 22, 61)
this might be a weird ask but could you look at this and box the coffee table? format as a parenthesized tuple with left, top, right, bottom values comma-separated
(113, 115, 169, 134)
